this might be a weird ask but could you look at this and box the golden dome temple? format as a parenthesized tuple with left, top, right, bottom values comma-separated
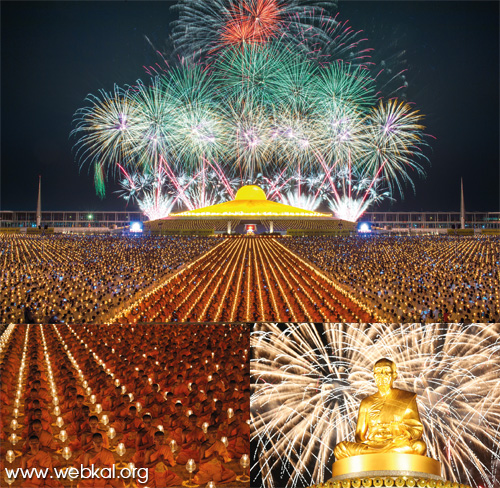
(145, 185, 355, 236)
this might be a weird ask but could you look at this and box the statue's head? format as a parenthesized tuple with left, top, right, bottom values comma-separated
(373, 358, 397, 392)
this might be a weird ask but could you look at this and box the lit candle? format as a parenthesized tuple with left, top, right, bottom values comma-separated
(6, 450, 15, 463)
(186, 459, 196, 473)
(116, 442, 126, 457)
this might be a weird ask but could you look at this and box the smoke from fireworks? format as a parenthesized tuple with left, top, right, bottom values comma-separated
(251, 323, 500, 488)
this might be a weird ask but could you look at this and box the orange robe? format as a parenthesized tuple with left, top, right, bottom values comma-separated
(141, 445, 182, 488)
(176, 428, 204, 464)
(78, 449, 124, 488)
(22, 431, 59, 453)
(228, 422, 250, 458)
(193, 441, 236, 485)
(21, 450, 63, 487)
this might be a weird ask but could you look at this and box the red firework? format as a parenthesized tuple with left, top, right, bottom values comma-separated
(220, 0, 282, 47)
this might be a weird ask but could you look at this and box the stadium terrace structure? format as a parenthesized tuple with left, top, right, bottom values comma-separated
(145, 185, 355, 235)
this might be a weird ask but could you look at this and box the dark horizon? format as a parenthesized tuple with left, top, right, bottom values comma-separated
(1, 1, 499, 213)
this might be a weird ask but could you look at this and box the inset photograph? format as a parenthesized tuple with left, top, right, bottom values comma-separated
(251, 323, 500, 488)
(1, 1, 499, 325)
(1, 324, 250, 487)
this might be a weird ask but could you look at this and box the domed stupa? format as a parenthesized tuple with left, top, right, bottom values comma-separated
(145, 185, 354, 235)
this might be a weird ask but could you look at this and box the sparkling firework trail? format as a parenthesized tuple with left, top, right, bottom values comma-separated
(251, 323, 500, 488)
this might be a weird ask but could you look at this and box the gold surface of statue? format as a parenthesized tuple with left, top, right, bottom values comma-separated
(334, 358, 427, 460)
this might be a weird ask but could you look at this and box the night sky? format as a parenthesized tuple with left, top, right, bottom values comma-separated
(1, 1, 499, 213)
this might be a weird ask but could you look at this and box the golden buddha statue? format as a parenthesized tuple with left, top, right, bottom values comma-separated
(334, 358, 427, 460)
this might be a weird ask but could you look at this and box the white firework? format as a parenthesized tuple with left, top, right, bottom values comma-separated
(251, 323, 500, 488)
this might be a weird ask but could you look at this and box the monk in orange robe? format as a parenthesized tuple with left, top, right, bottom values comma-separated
(172, 375, 190, 399)
(23, 409, 53, 436)
(193, 427, 237, 485)
(24, 400, 52, 426)
(166, 402, 188, 445)
(70, 416, 109, 455)
(131, 414, 156, 466)
(176, 414, 205, 464)
(102, 386, 122, 412)
(142, 431, 182, 487)
(20, 435, 63, 487)
(22, 421, 59, 453)
(64, 395, 86, 435)
(121, 406, 143, 448)
(227, 409, 250, 458)
(78, 433, 125, 488)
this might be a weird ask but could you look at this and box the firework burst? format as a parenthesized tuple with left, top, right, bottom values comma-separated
(73, 0, 430, 221)
(251, 323, 500, 488)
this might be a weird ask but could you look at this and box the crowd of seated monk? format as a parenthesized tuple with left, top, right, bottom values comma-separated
(121, 238, 373, 323)
(283, 235, 499, 323)
(0, 235, 219, 324)
(1, 324, 250, 487)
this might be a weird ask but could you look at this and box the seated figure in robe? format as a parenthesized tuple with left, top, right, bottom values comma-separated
(193, 426, 236, 485)
(334, 358, 427, 460)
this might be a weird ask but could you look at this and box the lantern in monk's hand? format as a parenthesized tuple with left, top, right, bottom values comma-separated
(6, 450, 15, 464)
(101, 414, 109, 426)
(10, 420, 18, 431)
(62, 447, 72, 461)
(221, 437, 228, 447)
(95, 403, 102, 414)
(157, 425, 164, 432)
(53, 406, 61, 416)
(56, 417, 64, 428)
(90, 395, 96, 404)
(202, 422, 209, 434)
(108, 427, 116, 439)
(206, 482, 216, 488)
(12, 408, 19, 419)
(227, 408, 234, 419)
(59, 430, 68, 443)
(9, 434, 19, 446)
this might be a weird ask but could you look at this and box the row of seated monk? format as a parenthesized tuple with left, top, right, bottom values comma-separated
(1, 325, 250, 487)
